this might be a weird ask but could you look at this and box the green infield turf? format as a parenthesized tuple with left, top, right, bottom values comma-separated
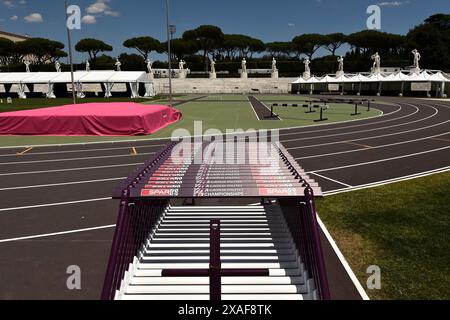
(316, 172, 450, 300)
(0, 94, 382, 147)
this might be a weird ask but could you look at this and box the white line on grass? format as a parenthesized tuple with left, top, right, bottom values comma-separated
(316, 216, 370, 300)
(0, 177, 126, 191)
(0, 152, 154, 166)
(0, 162, 144, 176)
(0, 197, 113, 213)
(0, 224, 117, 243)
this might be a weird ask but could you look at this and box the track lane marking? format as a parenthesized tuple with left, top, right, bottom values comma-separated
(0, 144, 166, 158)
(0, 152, 154, 166)
(344, 141, 372, 149)
(322, 166, 450, 196)
(430, 137, 450, 143)
(0, 177, 126, 191)
(0, 162, 144, 177)
(287, 120, 449, 150)
(295, 132, 450, 160)
(283, 104, 436, 143)
(309, 172, 353, 188)
(0, 225, 116, 243)
(16, 147, 33, 156)
(311, 146, 450, 173)
(0, 102, 402, 151)
(0, 197, 113, 213)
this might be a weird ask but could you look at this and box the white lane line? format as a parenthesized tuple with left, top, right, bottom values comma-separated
(309, 172, 353, 188)
(0, 144, 166, 158)
(277, 103, 402, 137)
(0, 177, 126, 191)
(0, 197, 113, 213)
(247, 96, 262, 121)
(0, 162, 144, 177)
(316, 216, 370, 300)
(0, 152, 154, 166)
(312, 146, 450, 173)
(283, 104, 436, 144)
(0, 152, 155, 166)
(296, 131, 450, 160)
(288, 120, 449, 151)
(0, 103, 399, 150)
(323, 166, 450, 196)
(0, 224, 117, 243)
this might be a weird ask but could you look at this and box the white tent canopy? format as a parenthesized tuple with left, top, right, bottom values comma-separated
(0, 71, 152, 98)
(293, 70, 450, 84)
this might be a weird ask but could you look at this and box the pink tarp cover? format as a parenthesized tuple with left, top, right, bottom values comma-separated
(0, 102, 182, 136)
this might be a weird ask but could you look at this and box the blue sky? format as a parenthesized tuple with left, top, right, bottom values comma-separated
(0, 0, 448, 62)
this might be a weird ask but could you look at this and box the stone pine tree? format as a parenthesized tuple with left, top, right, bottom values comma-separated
(75, 38, 113, 67)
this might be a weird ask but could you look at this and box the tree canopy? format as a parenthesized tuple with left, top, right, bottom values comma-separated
(123, 36, 161, 60)
(14, 38, 67, 64)
(75, 38, 113, 65)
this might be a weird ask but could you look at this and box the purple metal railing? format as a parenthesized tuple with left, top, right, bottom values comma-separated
(101, 142, 178, 300)
(274, 143, 331, 300)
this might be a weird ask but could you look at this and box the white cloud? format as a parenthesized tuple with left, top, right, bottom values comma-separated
(24, 13, 43, 23)
(82, 15, 97, 24)
(85, 0, 120, 20)
(377, 1, 410, 6)
(10, 15, 18, 21)
(3, 0, 14, 8)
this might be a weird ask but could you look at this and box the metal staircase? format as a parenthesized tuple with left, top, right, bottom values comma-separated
(101, 141, 330, 300)
(116, 205, 317, 300)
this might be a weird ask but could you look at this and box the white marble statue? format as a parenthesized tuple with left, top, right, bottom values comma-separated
(55, 60, 61, 72)
(272, 57, 277, 73)
(179, 59, 185, 71)
(304, 59, 311, 73)
(412, 49, 421, 70)
(146, 59, 153, 74)
(86, 60, 90, 72)
(337, 56, 344, 72)
(115, 59, 121, 72)
(242, 58, 247, 73)
(210, 59, 216, 74)
(24, 60, 31, 73)
(371, 52, 381, 74)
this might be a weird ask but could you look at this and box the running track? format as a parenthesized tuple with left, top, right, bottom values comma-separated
(0, 96, 448, 300)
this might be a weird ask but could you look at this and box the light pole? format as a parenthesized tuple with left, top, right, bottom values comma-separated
(65, 0, 76, 105)
(165, 0, 175, 108)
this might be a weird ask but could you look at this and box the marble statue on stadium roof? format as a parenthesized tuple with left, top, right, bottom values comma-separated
(411, 49, 421, 74)
(371, 52, 381, 75)
(179, 59, 185, 70)
(303, 58, 311, 79)
(55, 60, 62, 72)
(86, 60, 90, 72)
(336, 56, 344, 76)
(146, 59, 154, 79)
(209, 59, 216, 79)
(115, 59, 121, 72)
(241, 58, 248, 79)
(24, 60, 31, 73)
(271, 57, 279, 79)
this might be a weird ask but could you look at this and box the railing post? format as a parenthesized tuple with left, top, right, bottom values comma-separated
(101, 189, 130, 300)
(304, 187, 331, 300)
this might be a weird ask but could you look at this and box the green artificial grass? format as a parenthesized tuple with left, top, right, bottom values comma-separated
(316, 172, 450, 300)
(0, 95, 381, 147)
